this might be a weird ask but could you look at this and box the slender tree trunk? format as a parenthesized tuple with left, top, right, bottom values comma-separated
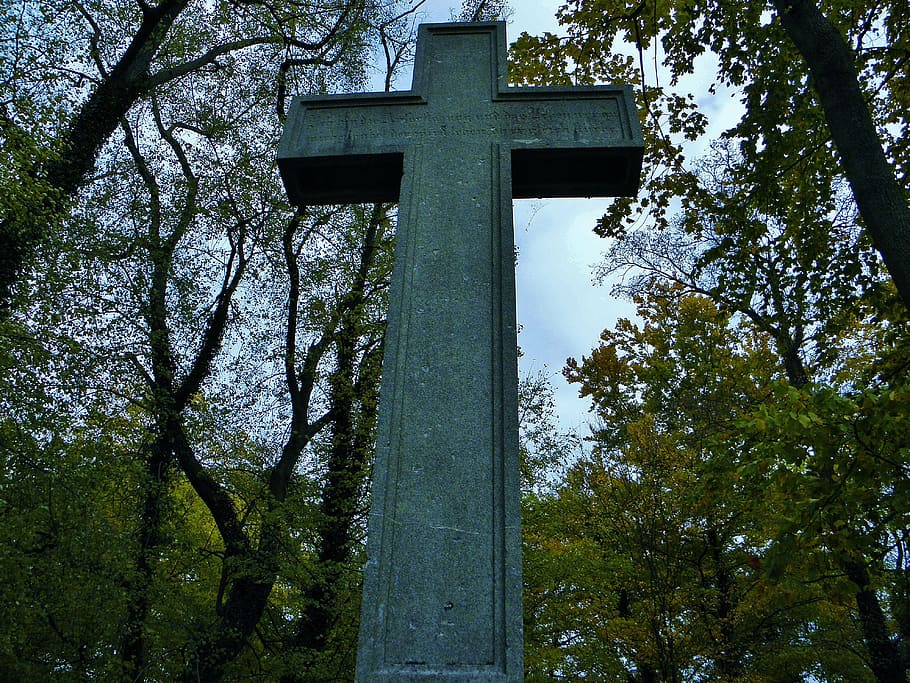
(284, 344, 381, 666)
(706, 526, 741, 678)
(775, 329, 904, 682)
(287, 379, 364, 655)
(120, 436, 172, 682)
(180, 207, 387, 681)
(283, 205, 387, 680)
(772, 0, 910, 309)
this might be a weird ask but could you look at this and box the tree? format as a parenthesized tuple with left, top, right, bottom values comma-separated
(0, 0, 370, 309)
(770, 0, 910, 309)
(512, 7, 910, 675)
(1, 1, 420, 680)
(450, 0, 511, 22)
(531, 288, 880, 681)
(517, 369, 580, 495)
(511, 0, 910, 308)
(596, 137, 910, 682)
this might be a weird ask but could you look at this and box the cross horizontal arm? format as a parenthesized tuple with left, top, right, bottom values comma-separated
(278, 86, 642, 204)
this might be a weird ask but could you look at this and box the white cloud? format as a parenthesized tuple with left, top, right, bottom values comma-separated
(514, 198, 636, 430)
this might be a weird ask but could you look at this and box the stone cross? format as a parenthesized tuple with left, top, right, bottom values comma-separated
(278, 22, 642, 682)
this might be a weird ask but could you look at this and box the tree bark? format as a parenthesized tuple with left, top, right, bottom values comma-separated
(0, 0, 190, 307)
(181, 208, 387, 681)
(0, 0, 366, 309)
(120, 435, 172, 682)
(772, 315, 904, 683)
(171, 414, 279, 683)
(772, 0, 910, 309)
(705, 526, 742, 678)
(843, 560, 905, 683)
(46, 0, 190, 199)
(284, 343, 381, 663)
(125, 109, 259, 680)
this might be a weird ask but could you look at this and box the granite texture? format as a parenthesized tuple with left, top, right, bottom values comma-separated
(278, 21, 643, 682)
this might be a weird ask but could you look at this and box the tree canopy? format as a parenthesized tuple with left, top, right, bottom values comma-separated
(512, 1, 910, 680)
(2, 0, 908, 680)
(1, 0, 413, 679)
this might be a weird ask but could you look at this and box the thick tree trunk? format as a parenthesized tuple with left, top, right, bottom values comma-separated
(46, 0, 189, 198)
(182, 574, 276, 682)
(0, 0, 189, 307)
(779, 337, 809, 391)
(843, 560, 905, 683)
(171, 416, 275, 683)
(772, 0, 910, 309)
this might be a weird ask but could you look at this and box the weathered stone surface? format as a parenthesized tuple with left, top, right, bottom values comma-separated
(278, 21, 643, 683)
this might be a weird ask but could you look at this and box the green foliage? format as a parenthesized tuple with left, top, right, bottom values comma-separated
(0, 0, 413, 680)
(4, 0, 909, 680)
(511, 0, 909, 249)
(0, 405, 146, 679)
(527, 288, 890, 680)
(512, 8, 910, 675)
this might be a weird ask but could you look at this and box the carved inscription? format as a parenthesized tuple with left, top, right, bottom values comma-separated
(296, 97, 628, 149)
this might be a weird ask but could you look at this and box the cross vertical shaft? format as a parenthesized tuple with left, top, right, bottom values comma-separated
(362, 136, 520, 678)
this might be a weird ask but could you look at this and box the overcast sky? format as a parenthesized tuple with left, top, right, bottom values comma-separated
(379, 0, 739, 432)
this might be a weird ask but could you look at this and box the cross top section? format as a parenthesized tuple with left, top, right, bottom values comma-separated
(279, 22, 643, 205)
(412, 20, 503, 103)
